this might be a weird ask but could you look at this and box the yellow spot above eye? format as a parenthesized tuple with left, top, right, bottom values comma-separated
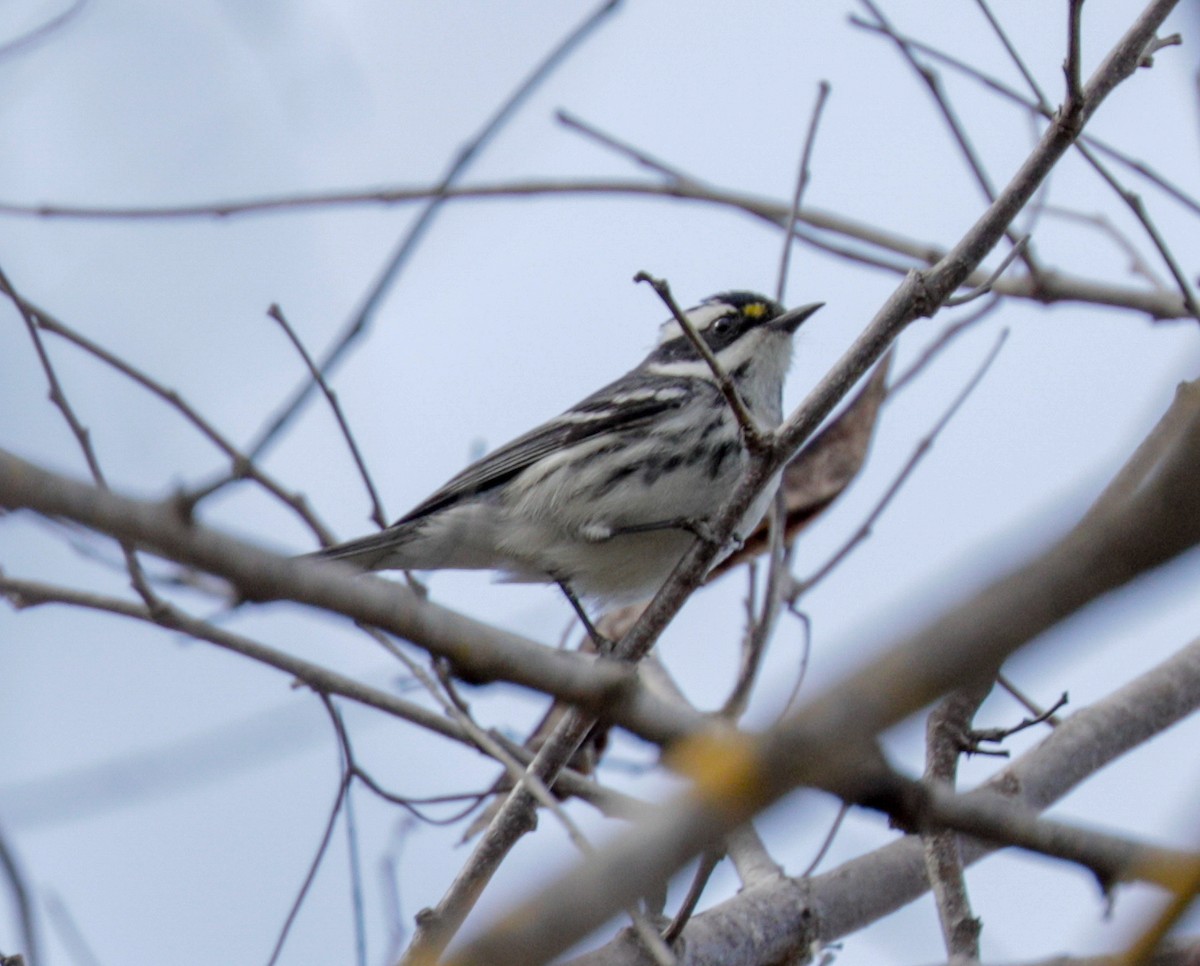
(742, 302, 768, 319)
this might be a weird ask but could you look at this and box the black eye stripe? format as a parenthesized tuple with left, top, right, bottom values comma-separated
(646, 293, 781, 366)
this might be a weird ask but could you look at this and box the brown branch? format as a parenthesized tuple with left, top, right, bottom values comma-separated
(634, 272, 765, 446)
(564, 632, 1200, 965)
(450, 333, 1200, 964)
(0, 265, 160, 606)
(922, 683, 992, 960)
(0, 450, 680, 730)
(0, 180, 1185, 319)
(0, 573, 634, 816)
(791, 330, 1006, 599)
(776, 80, 831, 302)
(238, 0, 624, 469)
(20, 295, 333, 543)
(859, 0, 1038, 276)
(267, 303, 388, 530)
(0, 0, 87, 61)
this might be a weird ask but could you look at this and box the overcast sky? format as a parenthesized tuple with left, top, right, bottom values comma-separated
(2, 2, 1200, 964)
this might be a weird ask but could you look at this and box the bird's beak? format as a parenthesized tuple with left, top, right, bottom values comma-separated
(772, 301, 824, 335)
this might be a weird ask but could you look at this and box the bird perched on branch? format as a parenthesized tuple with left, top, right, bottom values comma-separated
(313, 291, 821, 609)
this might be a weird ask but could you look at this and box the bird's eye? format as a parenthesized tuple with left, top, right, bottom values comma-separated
(711, 316, 735, 338)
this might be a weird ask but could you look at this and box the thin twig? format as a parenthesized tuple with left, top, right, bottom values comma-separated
(997, 672, 1064, 726)
(319, 676, 490, 824)
(0, 264, 159, 606)
(1038, 205, 1167, 287)
(267, 774, 351, 966)
(888, 296, 1002, 396)
(22, 295, 333, 542)
(778, 606, 814, 715)
(776, 81, 832, 304)
(0, 177, 1186, 318)
(722, 491, 791, 718)
(633, 271, 766, 448)
(792, 330, 1008, 600)
(801, 802, 850, 878)
(944, 236, 1028, 306)
(381, 820, 416, 964)
(0, 0, 87, 61)
(1072, 141, 1200, 319)
(238, 0, 623, 469)
(556, 110, 684, 181)
(859, 0, 1038, 277)
(0, 826, 39, 966)
(267, 303, 388, 529)
(969, 692, 1069, 746)
(43, 894, 103, 966)
(971, 0, 1047, 106)
(1065, 0, 1085, 107)
(850, 15, 1200, 219)
(320, 698, 368, 966)
(661, 850, 723, 944)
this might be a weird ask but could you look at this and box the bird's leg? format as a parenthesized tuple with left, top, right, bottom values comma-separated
(555, 579, 612, 653)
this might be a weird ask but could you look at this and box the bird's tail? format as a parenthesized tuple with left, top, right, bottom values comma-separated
(306, 528, 403, 570)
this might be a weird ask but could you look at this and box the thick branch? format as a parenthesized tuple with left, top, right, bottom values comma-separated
(567, 633, 1200, 965)
(448, 347, 1200, 965)
(0, 447, 657, 720)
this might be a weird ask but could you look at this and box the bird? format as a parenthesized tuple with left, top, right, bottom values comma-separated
(313, 291, 822, 611)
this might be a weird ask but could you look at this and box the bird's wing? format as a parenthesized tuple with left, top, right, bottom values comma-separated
(396, 373, 691, 525)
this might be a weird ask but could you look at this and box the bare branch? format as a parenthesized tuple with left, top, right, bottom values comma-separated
(556, 110, 685, 181)
(0, 264, 160, 606)
(1071, 141, 1200, 319)
(0, 458, 680, 730)
(0, 825, 39, 966)
(267, 303, 388, 530)
(239, 0, 623, 468)
(944, 237, 1028, 306)
(792, 330, 1007, 599)
(858, 0, 1037, 275)
(922, 683, 993, 960)
(268, 772, 351, 966)
(451, 355, 1200, 962)
(0, 179, 1186, 318)
(0, 0, 87, 61)
(971, 0, 1049, 107)
(633, 271, 766, 447)
(776, 81, 832, 304)
(565, 632, 1200, 965)
(1065, 0, 1085, 107)
(21, 295, 333, 543)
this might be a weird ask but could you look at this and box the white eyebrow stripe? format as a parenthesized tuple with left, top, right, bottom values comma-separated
(655, 302, 732, 346)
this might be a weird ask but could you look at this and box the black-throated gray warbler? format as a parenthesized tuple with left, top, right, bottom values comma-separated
(316, 292, 822, 605)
